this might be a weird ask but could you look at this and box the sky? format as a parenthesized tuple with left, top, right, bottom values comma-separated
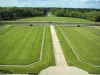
(0, 0, 100, 8)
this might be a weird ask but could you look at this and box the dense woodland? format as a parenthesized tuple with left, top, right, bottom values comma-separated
(0, 7, 47, 20)
(0, 7, 100, 22)
(50, 8, 100, 22)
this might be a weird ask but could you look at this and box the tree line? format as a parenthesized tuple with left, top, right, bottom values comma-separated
(0, 7, 47, 20)
(50, 8, 100, 22)
(0, 7, 100, 22)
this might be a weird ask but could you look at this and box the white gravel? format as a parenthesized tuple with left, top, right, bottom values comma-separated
(50, 25, 69, 68)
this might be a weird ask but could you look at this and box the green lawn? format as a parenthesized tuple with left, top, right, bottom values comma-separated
(55, 26, 100, 74)
(0, 26, 44, 65)
(16, 16, 95, 23)
(0, 25, 5, 28)
(0, 25, 15, 35)
(0, 25, 55, 74)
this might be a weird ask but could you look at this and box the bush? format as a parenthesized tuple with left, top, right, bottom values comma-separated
(30, 24, 33, 26)
(77, 25, 80, 27)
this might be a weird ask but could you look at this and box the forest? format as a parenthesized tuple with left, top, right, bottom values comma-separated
(0, 7, 100, 22)
(50, 8, 100, 22)
(0, 7, 47, 20)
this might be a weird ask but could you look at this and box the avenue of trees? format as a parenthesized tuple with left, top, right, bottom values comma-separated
(50, 8, 100, 22)
(0, 7, 47, 20)
(0, 7, 100, 22)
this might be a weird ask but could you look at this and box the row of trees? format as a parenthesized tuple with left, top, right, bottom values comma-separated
(0, 7, 100, 22)
(50, 8, 100, 22)
(0, 7, 47, 20)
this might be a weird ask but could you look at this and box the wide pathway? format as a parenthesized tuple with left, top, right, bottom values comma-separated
(50, 25, 68, 67)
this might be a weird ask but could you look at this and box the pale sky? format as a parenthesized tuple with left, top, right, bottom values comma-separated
(0, 0, 100, 8)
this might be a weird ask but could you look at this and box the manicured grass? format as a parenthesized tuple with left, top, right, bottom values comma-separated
(0, 25, 55, 74)
(0, 25, 5, 28)
(0, 26, 44, 65)
(0, 25, 15, 35)
(16, 16, 95, 23)
(55, 26, 100, 74)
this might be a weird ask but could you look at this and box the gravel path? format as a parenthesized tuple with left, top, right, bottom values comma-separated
(50, 25, 68, 68)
